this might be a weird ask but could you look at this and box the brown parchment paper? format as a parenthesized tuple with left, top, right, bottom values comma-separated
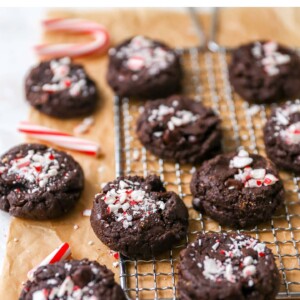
(1, 7, 300, 299)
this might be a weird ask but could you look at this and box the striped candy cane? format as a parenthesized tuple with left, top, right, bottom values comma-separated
(27, 242, 71, 280)
(18, 121, 101, 157)
(35, 18, 110, 58)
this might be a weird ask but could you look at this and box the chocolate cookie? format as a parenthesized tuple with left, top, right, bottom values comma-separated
(177, 232, 280, 300)
(264, 100, 300, 173)
(19, 259, 126, 300)
(90, 175, 188, 259)
(229, 41, 300, 103)
(191, 149, 284, 228)
(25, 57, 98, 118)
(136, 95, 222, 164)
(106, 35, 182, 99)
(0, 143, 84, 219)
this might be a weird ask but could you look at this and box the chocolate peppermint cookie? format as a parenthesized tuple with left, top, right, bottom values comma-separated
(264, 100, 300, 173)
(136, 95, 222, 164)
(191, 149, 284, 228)
(177, 232, 280, 300)
(25, 57, 98, 118)
(90, 175, 188, 259)
(229, 41, 300, 103)
(20, 259, 126, 300)
(106, 35, 182, 99)
(0, 143, 84, 219)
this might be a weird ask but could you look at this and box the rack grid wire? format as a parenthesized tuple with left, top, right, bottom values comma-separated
(113, 47, 300, 299)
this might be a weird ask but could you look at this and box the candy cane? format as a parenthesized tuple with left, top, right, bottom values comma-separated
(27, 242, 71, 280)
(18, 121, 101, 157)
(34, 18, 110, 58)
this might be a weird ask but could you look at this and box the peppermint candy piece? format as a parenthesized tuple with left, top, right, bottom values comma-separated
(264, 174, 279, 185)
(264, 65, 279, 76)
(237, 149, 250, 157)
(250, 168, 266, 179)
(35, 18, 110, 58)
(251, 42, 262, 58)
(57, 276, 74, 297)
(275, 53, 290, 65)
(263, 41, 278, 54)
(127, 56, 145, 71)
(243, 256, 254, 266)
(245, 179, 263, 188)
(230, 156, 253, 169)
(32, 290, 47, 300)
(27, 242, 71, 280)
(242, 265, 256, 277)
(282, 121, 300, 144)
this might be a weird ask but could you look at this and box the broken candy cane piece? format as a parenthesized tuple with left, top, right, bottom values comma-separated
(250, 169, 266, 179)
(230, 156, 253, 169)
(127, 56, 145, 71)
(245, 179, 263, 188)
(35, 18, 110, 58)
(264, 173, 279, 185)
(263, 41, 277, 54)
(18, 121, 101, 157)
(27, 242, 71, 280)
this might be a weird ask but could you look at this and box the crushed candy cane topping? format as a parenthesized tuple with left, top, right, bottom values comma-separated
(33, 57, 91, 97)
(229, 150, 278, 188)
(251, 41, 291, 76)
(101, 179, 166, 229)
(30, 261, 102, 300)
(191, 233, 267, 285)
(148, 100, 199, 135)
(0, 149, 65, 191)
(109, 36, 175, 75)
(272, 100, 300, 145)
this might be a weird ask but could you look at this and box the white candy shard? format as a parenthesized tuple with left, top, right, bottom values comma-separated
(250, 169, 266, 179)
(230, 156, 253, 169)
(242, 265, 256, 277)
(57, 276, 74, 297)
(32, 290, 47, 300)
(243, 256, 254, 266)
(264, 174, 279, 185)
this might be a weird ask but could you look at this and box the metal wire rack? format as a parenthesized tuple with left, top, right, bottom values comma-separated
(113, 9, 300, 300)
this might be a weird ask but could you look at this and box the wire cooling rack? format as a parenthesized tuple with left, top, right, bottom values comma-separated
(113, 10, 300, 300)
(113, 47, 300, 299)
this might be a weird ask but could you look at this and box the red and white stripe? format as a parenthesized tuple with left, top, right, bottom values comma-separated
(35, 18, 110, 58)
(18, 121, 101, 157)
(27, 242, 71, 280)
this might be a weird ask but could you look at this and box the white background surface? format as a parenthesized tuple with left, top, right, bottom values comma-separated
(0, 8, 45, 271)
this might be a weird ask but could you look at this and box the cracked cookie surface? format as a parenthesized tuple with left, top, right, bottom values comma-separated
(0, 143, 84, 219)
(177, 232, 280, 300)
(190, 150, 284, 228)
(136, 95, 222, 164)
(91, 175, 189, 259)
(19, 259, 126, 300)
(25, 57, 98, 119)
